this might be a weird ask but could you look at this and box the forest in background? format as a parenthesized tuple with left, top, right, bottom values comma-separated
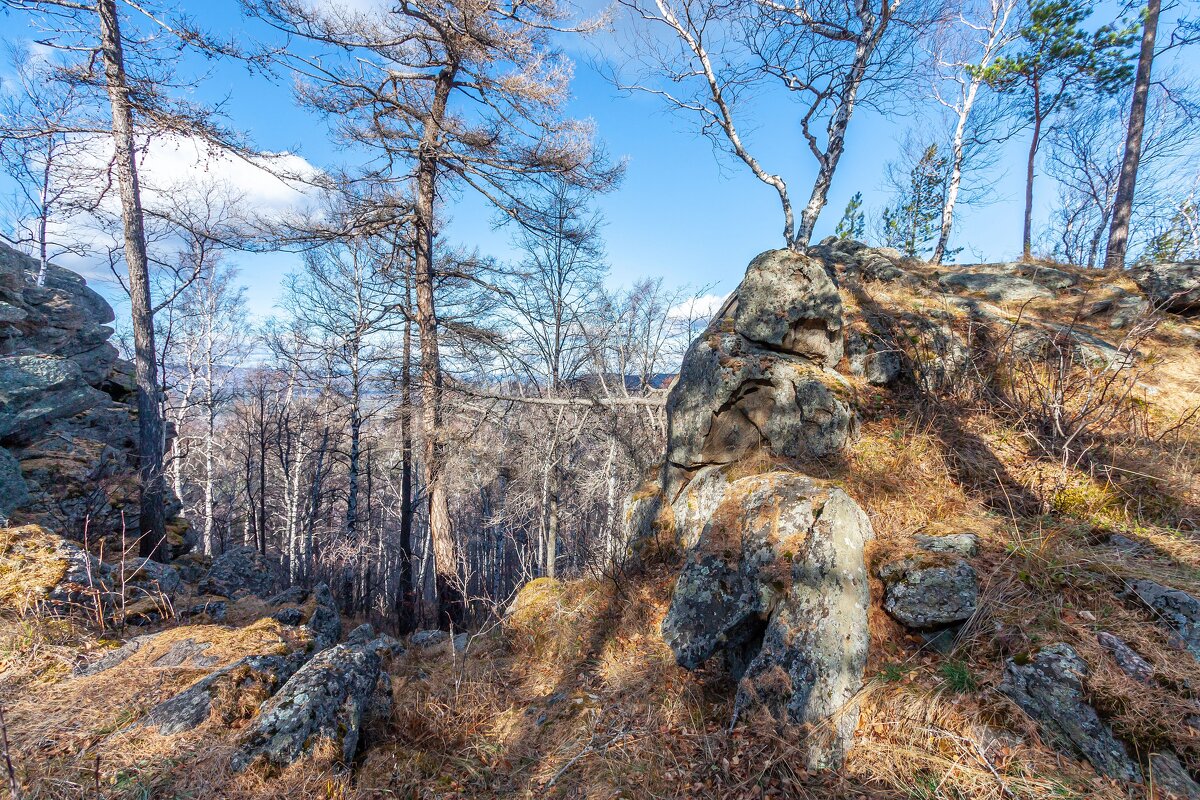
(0, 0, 1196, 633)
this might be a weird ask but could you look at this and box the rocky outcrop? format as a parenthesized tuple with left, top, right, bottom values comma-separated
(199, 546, 284, 599)
(647, 248, 878, 768)
(999, 644, 1141, 782)
(231, 639, 394, 771)
(1137, 261, 1200, 314)
(0, 242, 146, 537)
(662, 473, 873, 768)
(664, 249, 856, 489)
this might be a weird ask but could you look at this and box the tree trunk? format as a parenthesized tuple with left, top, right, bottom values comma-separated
(415, 65, 458, 628)
(1023, 85, 1042, 261)
(97, 0, 167, 560)
(397, 285, 415, 632)
(934, 80, 982, 264)
(1104, 0, 1160, 271)
(795, 37, 873, 247)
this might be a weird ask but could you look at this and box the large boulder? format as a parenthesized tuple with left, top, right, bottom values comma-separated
(1136, 261, 1200, 314)
(663, 249, 855, 485)
(662, 472, 873, 768)
(231, 640, 390, 771)
(999, 643, 1141, 782)
(200, 546, 284, 599)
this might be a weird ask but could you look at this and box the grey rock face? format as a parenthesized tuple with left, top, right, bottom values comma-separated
(1097, 632, 1153, 684)
(846, 332, 901, 386)
(346, 623, 375, 644)
(999, 643, 1140, 782)
(938, 270, 1053, 303)
(231, 642, 384, 771)
(0, 446, 29, 518)
(303, 582, 342, 650)
(1136, 261, 1200, 314)
(146, 654, 302, 736)
(47, 536, 113, 609)
(663, 249, 855, 484)
(1150, 752, 1200, 799)
(734, 249, 844, 368)
(120, 557, 183, 596)
(662, 473, 873, 768)
(1127, 580, 1200, 658)
(1013, 264, 1077, 290)
(199, 546, 284, 598)
(0, 355, 107, 442)
(878, 555, 977, 630)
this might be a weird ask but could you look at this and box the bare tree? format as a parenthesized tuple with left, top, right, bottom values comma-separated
(246, 0, 620, 625)
(0, 42, 95, 285)
(612, 0, 943, 249)
(927, 0, 1021, 263)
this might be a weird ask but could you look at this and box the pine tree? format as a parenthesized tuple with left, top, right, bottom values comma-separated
(882, 145, 950, 259)
(835, 192, 866, 241)
(981, 0, 1136, 259)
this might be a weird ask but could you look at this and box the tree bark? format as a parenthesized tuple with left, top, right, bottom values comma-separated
(1023, 86, 1042, 261)
(97, 0, 167, 560)
(414, 64, 459, 628)
(1104, 0, 1160, 271)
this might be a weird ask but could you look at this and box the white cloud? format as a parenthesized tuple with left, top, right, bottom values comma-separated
(668, 292, 728, 324)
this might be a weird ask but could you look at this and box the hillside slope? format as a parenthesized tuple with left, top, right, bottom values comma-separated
(2, 243, 1200, 799)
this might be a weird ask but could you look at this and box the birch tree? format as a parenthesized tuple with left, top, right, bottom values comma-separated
(927, 0, 1021, 263)
(613, 0, 943, 249)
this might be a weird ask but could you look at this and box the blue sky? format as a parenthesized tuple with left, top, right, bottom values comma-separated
(1, 0, 1196, 322)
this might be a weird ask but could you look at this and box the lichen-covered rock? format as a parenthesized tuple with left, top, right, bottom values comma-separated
(938, 268, 1053, 303)
(913, 532, 978, 556)
(999, 643, 1141, 782)
(1136, 261, 1200, 314)
(145, 654, 302, 736)
(733, 249, 844, 367)
(1150, 751, 1200, 799)
(199, 546, 284, 598)
(302, 582, 342, 649)
(669, 465, 730, 549)
(1097, 631, 1153, 684)
(878, 555, 977, 630)
(663, 249, 855, 487)
(1127, 579, 1200, 659)
(0, 355, 107, 443)
(662, 472, 873, 768)
(231, 642, 385, 771)
(846, 332, 901, 386)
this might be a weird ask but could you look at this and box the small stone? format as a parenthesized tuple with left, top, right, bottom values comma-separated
(914, 533, 978, 557)
(878, 557, 977, 630)
(1097, 632, 1153, 684)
